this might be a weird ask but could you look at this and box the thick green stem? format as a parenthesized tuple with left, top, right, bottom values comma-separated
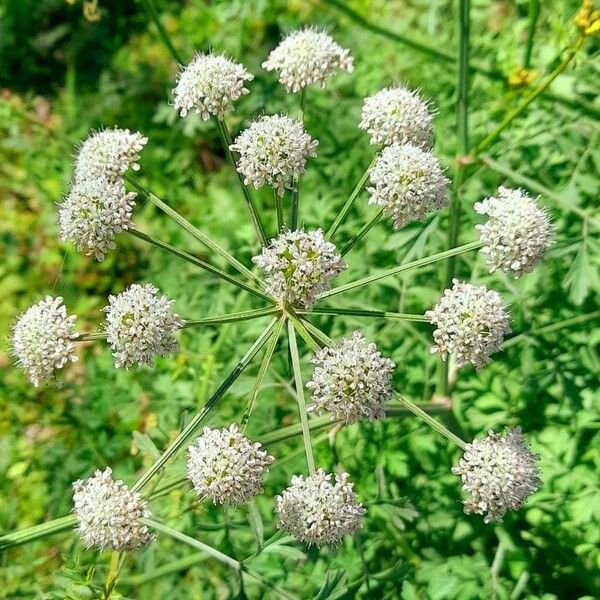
(320, 240, 482, 300)
(284, 306, 322, 352)
(340, 208, 383, 256)
(326, 158, 374, 239)
(128, 227, 270, 302)
(132, 318, 279, 491)
(290, 89, 306, 230)
(184, 307, 279, 328)
(301, 306, 428, 322)
(524, 0, 540, 69)
(275, 190, 284, 233)
(126, 178, 259, 284)
(216, 118, 268, 247)
(287, 321, 316, 474)
(0, 515, 76, 552)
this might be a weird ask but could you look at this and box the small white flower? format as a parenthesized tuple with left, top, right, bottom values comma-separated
(426, 279, 511, 370)
(368, 143, 449, 228)
(359, 86, 433, 148)
(252, 229, 346, 309)
(12, 296, 79, 387)
(173, 53, 253, 119)
(230, 114, 318, 196)
(72, 467, 153, 551)
(475, 187, 553, 278)
(187, 424, 274, 505)
(276, 469, 365, 545)
(307, 332, 395, 424)
(262, 27, 353, 93)
(453, 427, 541, 523)
(75, 128, 147, 183)
(58, 176, 136, 261)
(104, 283, 185, 369)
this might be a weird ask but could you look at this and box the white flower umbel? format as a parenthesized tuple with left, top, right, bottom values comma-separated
(12, 296, 79, 387)
(368, 143, 449, 229)
(475, 187, 553, 278)
(230, 114, 318, 196)
(187, 424, 274, 505)
(252, 229, 346, 309)
(426, 279, 511, 370)
(262, 27, 353, 93)
(276, 469, 365, 545)
(452, 427, 541, 523)
(72, 467, 153, 551)
(359, 86, 433, 148)
(75, 128, 147, 183)
(104, 283, 185, 369)
(58, 176, 136, 261)
(307, 332, 395, 424)
(173, 53, 253, 119)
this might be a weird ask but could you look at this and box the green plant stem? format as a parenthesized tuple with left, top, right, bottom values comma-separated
(132, 318, 279, 492)
(319, 0, 600, 119)
(241, 317, 286, 428)
(524, 0, 540, 69)
(76, 332, 107, 341)
(126, 177, 259, 284)
(216, 118, 268, 247)
(128, 227, 270, 302)
(290, 89, 306, 230)
(284, 306, 322, 352)
(0, 515, 76, 552)
(103, 551, 123, 599)
(480, 156, 600, 230)
(119, 553, 209, 587)
(299, 318, 332, 347)
(142, 519, 297, 599)
(275, 190, 284, 233)
(341, 208, 383, 256)
(326, 157, 375, 239)
(394, 395, 468, 449)
(184, 307, 280, 328)
(320, 240, 482, 300)
(301, 306, 429, 321)
(141, 0, 184, 64)
(287, 321, 316, 474)
(470, 36, 586, 159)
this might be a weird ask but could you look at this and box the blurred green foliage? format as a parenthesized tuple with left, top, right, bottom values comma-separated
(0, 0, 599, 598)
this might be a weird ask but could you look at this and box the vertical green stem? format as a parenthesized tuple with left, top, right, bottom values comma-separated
(340, 208, 383, 256)
(290, 89, 306, 230)
(142, 0, 184, 64)
(524, 0, 540, 69)
(216, 118, 268, 247)
(287, 321, 316, 474)
(436, 0, 471, 398)
(275, 190, 284, 233)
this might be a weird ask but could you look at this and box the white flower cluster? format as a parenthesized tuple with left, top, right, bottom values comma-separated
(12, 296, 79, 387)
(104, 283, 185, 369)
(475, 187, 553, 278)
(359, 86, 433, 147)
(173, 53, 253, 119)
(58, 176, 136, 261)
(453, 428, 541, 523)
(426, 279, 511, 369)
(276, 469, 365, 545)
(75, 128, 147, 183)
(230, 114, 318, 196)
(368, 143, 449, 228)
(307, 332, 395, 424)
(252, 229, 346, 309)
(187, 424, 274, 505)
(72, 467, 153, 551)
(262, 28, 353, 93)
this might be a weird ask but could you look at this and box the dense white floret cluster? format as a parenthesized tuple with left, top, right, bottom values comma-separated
(252, 229, 346, 309)
(262, 28, 353, 92)
(75, 128, 147, 183)
(12, 296, 79, 387)
(475, 187, 553, 278)
(368, 143, 449, 228)
(276, 469, 365, 545)
(307, 332, 395, 423)
(230, 114, 318, 196)
(359, 86, 433, 147)
(453, 428, 541, 523)
(104, 283, 185, 369)
(186, 424, 274, 505)
(58, 176, 136, 261)
(426, 280, 511, 369)
(173, 53, 253, 119)
(72, 467, 153, 551)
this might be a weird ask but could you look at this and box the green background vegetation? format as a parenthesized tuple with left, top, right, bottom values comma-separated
(1, 0, 599, 598)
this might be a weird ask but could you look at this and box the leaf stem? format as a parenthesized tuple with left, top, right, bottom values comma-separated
(301, 306, 428, 321)
(275, 190, 284, 233)
(340, 208, 383, 256)
(524, 0, 540, 69)
(287, 321, 316, 474)
(0, 515, 76, 552)
(184, 307, 280, 328)
(290, 89, 306, 231)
